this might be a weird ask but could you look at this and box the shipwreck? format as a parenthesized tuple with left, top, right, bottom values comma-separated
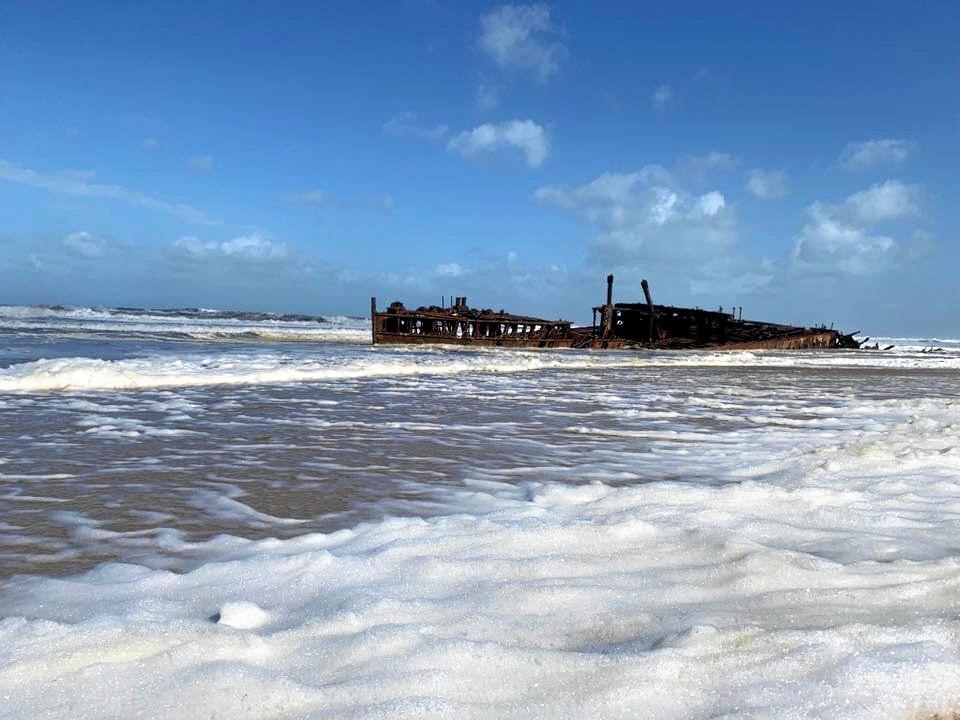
(370, 275, 862, 351)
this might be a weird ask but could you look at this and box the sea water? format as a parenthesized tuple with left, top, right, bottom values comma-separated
(1, 305, 959, 718)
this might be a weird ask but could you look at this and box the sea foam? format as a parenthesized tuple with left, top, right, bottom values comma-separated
(3, 395, 960, 716)
(1, 345, 959, 392)
(4, 465, 960, 719)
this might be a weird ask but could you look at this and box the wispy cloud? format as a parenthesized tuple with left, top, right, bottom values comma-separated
(679, 151, 740, 177)
(746, 169, 789, 200)
(475, 83, 500, 111)
(478, 4, 566, 83)
(283, 189, 327, 206)
(383, 112, 449, 140)
(186, 154, 214, 173)
(368, 194, 396, 212)
(281, 190, 396, 212)
(447, 119, 549, 168)
(434, 262, 465, 277)
(62, 230, 106, 258)
(0, 158, 220, 225)
(839, 139, 913, 171)
(651, 84, 673, 109)
(5, 230, 134, 280)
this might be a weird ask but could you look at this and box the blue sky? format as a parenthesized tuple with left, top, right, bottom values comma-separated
(1, 1, 957, 333)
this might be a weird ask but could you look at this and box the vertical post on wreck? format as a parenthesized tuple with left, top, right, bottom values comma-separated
(641, 279, 654, 344)
(602, 275, 615, 338)
(370, 297, 377, 345)
(641, 279, 653, 307)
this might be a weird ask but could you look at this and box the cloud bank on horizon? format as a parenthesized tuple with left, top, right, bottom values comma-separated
(0, 2, 955, 333)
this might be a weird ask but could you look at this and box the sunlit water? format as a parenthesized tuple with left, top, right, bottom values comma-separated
(1, 305, 959, 719)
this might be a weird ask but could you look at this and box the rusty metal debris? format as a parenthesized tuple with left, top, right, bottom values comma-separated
(371, 276, 865, 350)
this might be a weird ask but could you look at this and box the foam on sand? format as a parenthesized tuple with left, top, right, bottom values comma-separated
(217, 601, 271, 629)
(4, 483, 960, 718)
(3, 393, 960, 718)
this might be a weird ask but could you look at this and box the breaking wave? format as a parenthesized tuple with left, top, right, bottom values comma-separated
(2, 345, 960, 392)
(0, 304, 370, 343)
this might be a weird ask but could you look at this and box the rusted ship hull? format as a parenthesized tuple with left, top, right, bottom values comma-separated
(721, 331, 844, 350)
(371, 277, 861, 351)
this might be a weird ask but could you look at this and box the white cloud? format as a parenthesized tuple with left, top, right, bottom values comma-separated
(221, 234, 288, 260)
(695, 191, 726, 217)
(447, 119, 549, 168)
(186, 154, 214, 173)
(648, 187, 680, 225)
(284, 189, 327, 206)
(0, 158, 219, 225)
(62, 231, 105, 258)
(383, 112, 448, 140)
(839, 139, 913, 171)
(791, 180, 920, 275)
(533, 166, 670, 217)
(843, 180, 919, 224)
(434, 262, 465, 277)
(651, 84, 673, 109)
(746, 169, 789, 200)
(534, 168, 736, 262)
(174, 233, 288, 262)
(475, 83, 500, 111)
(478, 4, 566, 83)
(792, 205, 897, 276)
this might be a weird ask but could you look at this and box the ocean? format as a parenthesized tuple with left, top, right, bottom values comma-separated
(1, 305, 959, 719)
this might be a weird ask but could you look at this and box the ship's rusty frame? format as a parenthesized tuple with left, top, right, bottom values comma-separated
(371, 297, 576, 347)
(371, 275, 862, 351)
